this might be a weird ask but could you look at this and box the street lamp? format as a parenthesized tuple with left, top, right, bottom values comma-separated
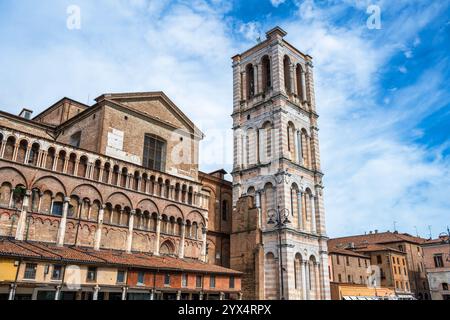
(268, 206, 291, 300)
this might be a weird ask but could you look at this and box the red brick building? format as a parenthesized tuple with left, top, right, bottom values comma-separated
(0, 91, 240, 300)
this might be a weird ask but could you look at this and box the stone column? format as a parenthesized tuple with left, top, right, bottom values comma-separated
(126, 210, 136, 253)
(57, 197, 70, 247)
(294, 130, 299, 163)
(301, 261, 307, 300)
(150, 289, 155, 300)
(55, 285, 62, 300)
(305, 262, 311, 300)
(319, 251, 331, 300)
(74, 160, 79, 178)
(154, 214, 162, 256)
(253, 65, 258, 95)
(297, 131, 303, 165)
(37, 192, 43, 212)
(52, 155, 59, 171)
(50, 196, 55, 215)
(0, 139, 6, 159)
(24, 146, 31, 165)
(255, 190, 262, 228)
(310, 195, 316, 234)
(178, 221, 186, 259)
(297, 192, 303, 230)
(8, 284, 16, 301)
(93, 285, 100, 300)
(94, 205, 105, 251)
(289, 64, 295, 95)
(137, 177, 142, 193)
(201, 226, 208, 262)
(220, 292, 225, 300)
(12, 143, 19, 162)
(98, 166, 104, 183)
(121, 287, 127, 301)
(15, 190, 31, 241)
(176, 290, 182, 300)
(63, 157, 69, 174)
(315, 263, 322, 300)
(301, 70, 307, 102)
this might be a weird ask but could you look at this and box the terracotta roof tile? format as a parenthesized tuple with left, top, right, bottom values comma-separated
(327, 247, 370, 259)
(0, 237, 241, 275)
(329, 232, 427, 250)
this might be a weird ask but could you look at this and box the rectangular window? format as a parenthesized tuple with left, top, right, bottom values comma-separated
(222, 200, 228, 221)
(229, 276, 235, 289)
(24, 263, 37, 280)
(196, 275, 203, 288)
(210, 275, 216, 288)
(86, 267, 97, 282)
(377, 255, 382, 264)
(137, 272, 145, 285)
(338, 274, 342, 282)
(182, 274, 188, 288)
(51, 265, 63, 280)
(336, 255, 340, 265)
(346, 256, 350, 266)
(434, 254, 444, 268)
(69, 131, 82, 148)
(52, 202, 64, 216)
(164, 274, 171, 286)
(117, 270, 125, 284)
(143, 134, 166, 172)
(358, 258, 361, 267)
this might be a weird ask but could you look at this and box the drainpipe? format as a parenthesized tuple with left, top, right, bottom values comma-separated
(55, 264, 68, 301)
(9, 258, 21, 300)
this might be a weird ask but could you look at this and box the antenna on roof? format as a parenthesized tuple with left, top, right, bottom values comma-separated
(428, 225, 432, 239)
(393, 221, 397, 232)
(87, 94, 90, 105)
(414, 226, 419, 237)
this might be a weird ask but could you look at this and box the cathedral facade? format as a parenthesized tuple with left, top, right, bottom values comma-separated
(230, 27, 331, 300)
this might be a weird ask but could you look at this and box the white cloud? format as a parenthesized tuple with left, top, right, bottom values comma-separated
(237, 21, 262, 41)
(270, 0, 286, 8)
(398, 66, 408, 73)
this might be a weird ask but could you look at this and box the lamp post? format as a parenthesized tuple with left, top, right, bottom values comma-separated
(266, 168, 293, 300)
(268, 206, 291, 300)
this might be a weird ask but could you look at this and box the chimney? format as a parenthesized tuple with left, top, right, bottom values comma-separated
(19, 108, 33, 120)
(375, 230, 378, 234)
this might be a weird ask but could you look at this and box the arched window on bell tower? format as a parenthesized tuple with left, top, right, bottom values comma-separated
(246, 63, 255, 99)
(261, 55, 271, 92)
(283, 55, 292, 94)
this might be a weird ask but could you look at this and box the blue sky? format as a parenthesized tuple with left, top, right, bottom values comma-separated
(0, 0, 449, 238)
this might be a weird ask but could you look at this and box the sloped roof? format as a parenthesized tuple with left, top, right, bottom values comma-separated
(329, 232, 427, 249)
(96, 91, 205, 139)
(353, 244, 405, 254)
(327, 246, 370, 259)
(0, 238, 241, 275)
